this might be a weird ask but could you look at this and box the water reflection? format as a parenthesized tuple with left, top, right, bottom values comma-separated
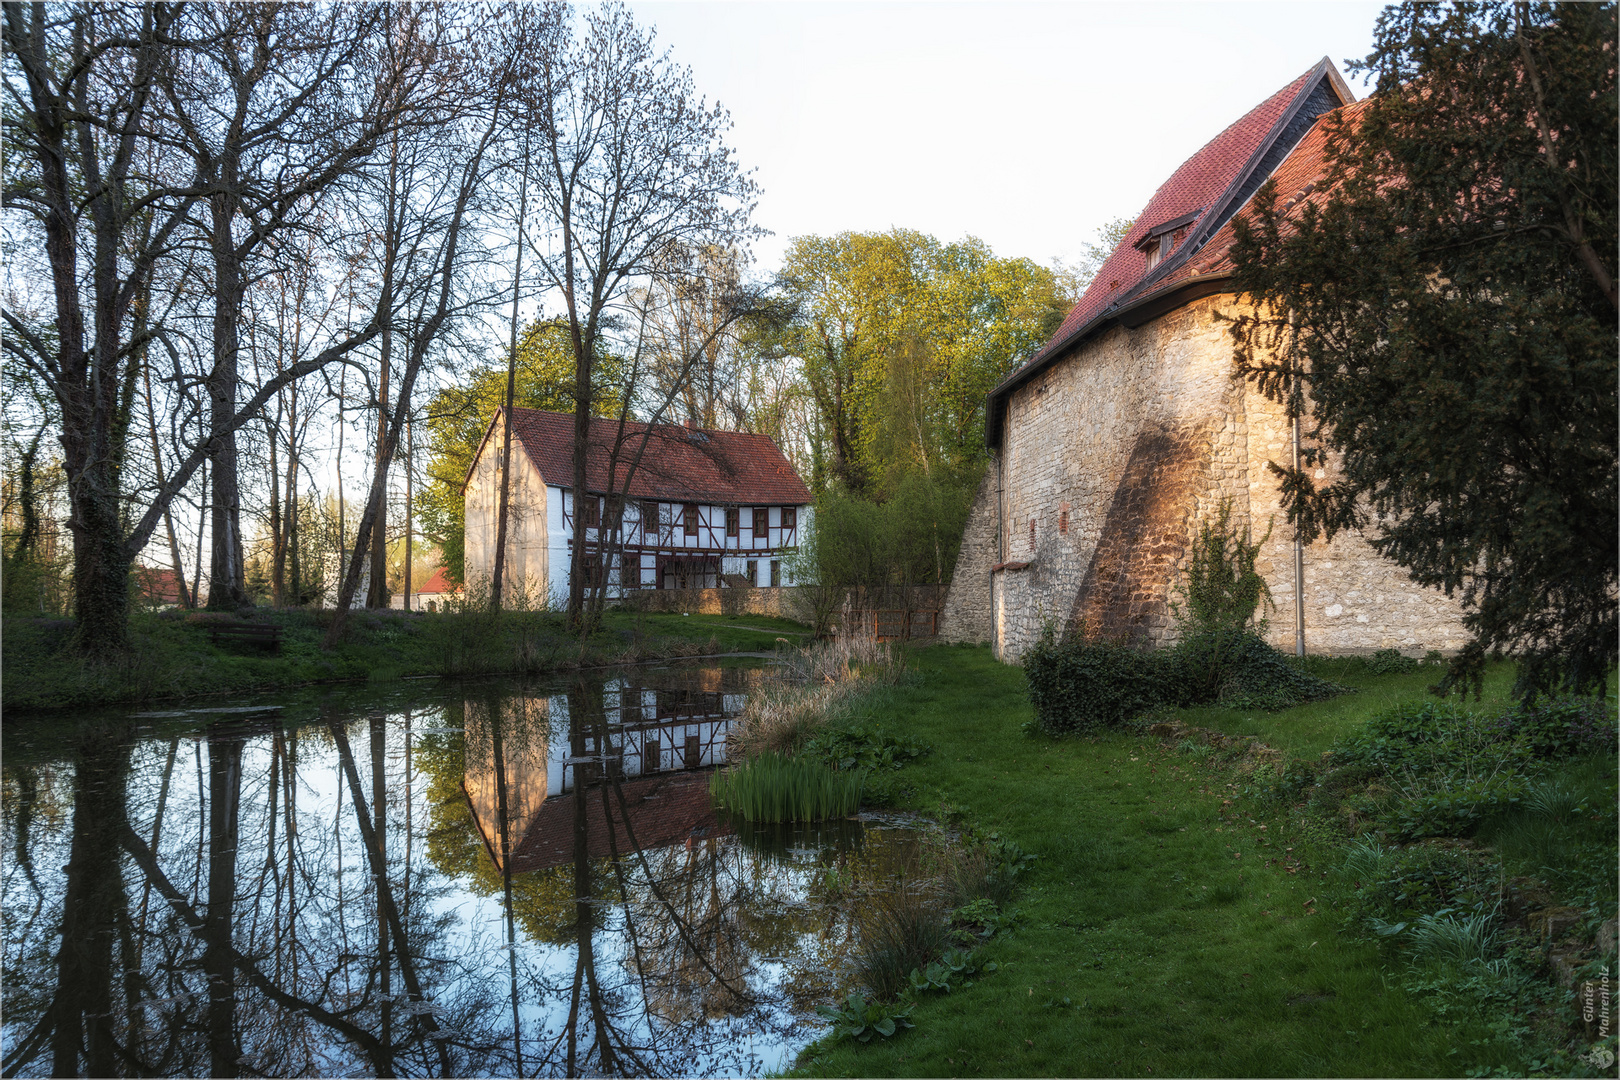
(1, 665, 923, 1078)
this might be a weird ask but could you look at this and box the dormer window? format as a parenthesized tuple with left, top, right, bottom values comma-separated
(1144, 233, 1173, 271)
(1134, 207, 1204, 273)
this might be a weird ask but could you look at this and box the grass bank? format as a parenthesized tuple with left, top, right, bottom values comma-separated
(789, 645, 1617, 1078)
(1, 608, 806, 712)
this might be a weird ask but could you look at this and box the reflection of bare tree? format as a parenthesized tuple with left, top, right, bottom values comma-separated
(50, 723, 132, 1078)
(1, 666, 916, 1079)
(325, 715, 455, 1074)
(204, 727, 244, 1076)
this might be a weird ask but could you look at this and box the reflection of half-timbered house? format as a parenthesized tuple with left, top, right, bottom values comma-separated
(461, 667, 764, 872)
(462, 408, 812, 603)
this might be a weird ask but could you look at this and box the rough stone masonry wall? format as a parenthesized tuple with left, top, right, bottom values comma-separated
(618, 586, 801, 619)
(939, 463, 999, 644)
(988, 294, 1469, 662)
(1242, 387, 1470, 655)
(992, 299, 1239, 659)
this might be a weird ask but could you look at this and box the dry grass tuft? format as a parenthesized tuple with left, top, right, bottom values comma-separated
(727, 633, 902, 760)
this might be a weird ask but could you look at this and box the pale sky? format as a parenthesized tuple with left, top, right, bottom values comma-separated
(630, 1, 1388, 272)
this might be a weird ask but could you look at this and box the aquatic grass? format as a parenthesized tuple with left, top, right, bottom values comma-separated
(855, 885, 953, 1001)
(708, 753, 864, 823)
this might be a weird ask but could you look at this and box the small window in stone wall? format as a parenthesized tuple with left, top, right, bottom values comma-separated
(1028, 517, 1036, 552)
(1059, 502, 1069, 535)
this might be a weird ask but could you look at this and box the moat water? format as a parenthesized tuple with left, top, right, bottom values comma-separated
(1, 663, 927, 1077)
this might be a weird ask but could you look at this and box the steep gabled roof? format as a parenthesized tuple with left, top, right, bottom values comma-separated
(472, 408, 812, 505)
(986, 58, 1356, 445)
(1167, 97, 1373, 283)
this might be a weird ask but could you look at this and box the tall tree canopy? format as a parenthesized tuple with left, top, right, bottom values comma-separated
(773, 230, 1065, 496)
(1227, 0, 1617, 699)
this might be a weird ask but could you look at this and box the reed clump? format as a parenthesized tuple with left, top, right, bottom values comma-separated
(854, 884, 953, 1000)
(728, 634, 902, 760)
(708, 752, 865, 823)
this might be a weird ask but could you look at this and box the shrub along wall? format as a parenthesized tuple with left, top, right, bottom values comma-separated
(1024, 628, 1350, 734)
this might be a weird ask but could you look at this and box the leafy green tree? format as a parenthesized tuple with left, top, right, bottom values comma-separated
(774, 230, 1064, 496)
(793, 470, 979, 606)
(1227, 1, 1617, 699)
(1051, 216, 1135, 307)
(417, 319, 622, 581)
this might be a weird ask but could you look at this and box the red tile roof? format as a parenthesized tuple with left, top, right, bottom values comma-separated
(985, 59, 1356, 446)
(508, 771, 731, 873)
(489, 408, 812, 505)
(1054, 68, 1314, 339)
(1167, 98, 1372, 283)
(415, 566, 458, 595)
(135, 566, 184, 603)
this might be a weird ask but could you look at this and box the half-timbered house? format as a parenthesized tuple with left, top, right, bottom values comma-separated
(463, 407, 812, 604)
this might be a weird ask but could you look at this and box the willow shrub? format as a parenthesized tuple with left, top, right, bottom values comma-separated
(708, 753, 865, 823)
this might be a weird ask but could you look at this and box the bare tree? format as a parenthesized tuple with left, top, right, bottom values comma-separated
(156, 2, 436, 608)
(321, 6, 520, 648)
(3, 4, 200, 652)
(519, 2, 759, 632)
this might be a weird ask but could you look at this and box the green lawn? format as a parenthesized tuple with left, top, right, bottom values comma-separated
(795, 645, 1589, 1078)
(1, 607, 801, 711)
(1169, 656, 1524, 757)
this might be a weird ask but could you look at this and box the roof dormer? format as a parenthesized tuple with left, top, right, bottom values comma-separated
(1134, 208, 1203, 271)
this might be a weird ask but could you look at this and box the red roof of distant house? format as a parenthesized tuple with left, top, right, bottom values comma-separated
(985, 58, 1356, 445)
(135, 566, 184, 604)
(415, 566, 458, 595)
(476, 408, 812, 505)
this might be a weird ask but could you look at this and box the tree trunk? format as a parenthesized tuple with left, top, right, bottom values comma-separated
(207, 204, 248, 609)
(64, 436, 136, 655)
(491, 139, 529, 612)
(368, 325, 391, 609)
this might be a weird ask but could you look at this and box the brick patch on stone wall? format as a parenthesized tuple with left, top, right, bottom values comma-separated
(1068, 423, 1210, 643)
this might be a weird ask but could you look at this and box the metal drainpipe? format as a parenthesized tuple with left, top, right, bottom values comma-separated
(1289, 310, 1306, 657)
(1293, 410, 1306, 657)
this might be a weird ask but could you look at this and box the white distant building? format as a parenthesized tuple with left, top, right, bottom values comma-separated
(463, 408, 813, 601)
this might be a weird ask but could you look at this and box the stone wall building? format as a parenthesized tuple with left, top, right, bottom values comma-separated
(943, 59, 1469, 661)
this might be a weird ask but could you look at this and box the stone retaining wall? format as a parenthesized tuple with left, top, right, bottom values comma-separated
(939, 464, 999, 644)
(617, 586, 802, 620)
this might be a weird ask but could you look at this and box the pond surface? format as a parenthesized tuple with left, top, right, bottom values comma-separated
(1, 663, 928, 1078)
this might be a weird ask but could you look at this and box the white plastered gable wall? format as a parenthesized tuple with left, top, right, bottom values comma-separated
(463, 413, 551, 605)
